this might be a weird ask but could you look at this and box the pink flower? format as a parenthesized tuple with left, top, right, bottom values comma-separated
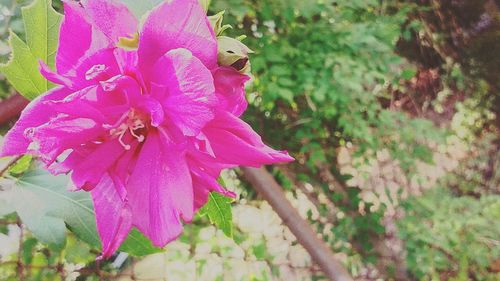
(0, 0, 292, 257)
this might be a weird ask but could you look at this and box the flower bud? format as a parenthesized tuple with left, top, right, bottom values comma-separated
(217, 36, 253, 73)
(208, 11, 232, 37)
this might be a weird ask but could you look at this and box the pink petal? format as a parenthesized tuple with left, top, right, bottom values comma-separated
(56, 1, 93, 74)
(190, 164, 236, 211)
(203, 111, 294, 166)
(213, 67, 250, 117)
(80, 0, 137, 43)
(0, 87, 71, 157)
(97, 75, 141, 106)
(52, 48, 122, 92)
(137, 98, 165, 127)
(40, 61, 75, 88)
(126, 130, 193, 247)
(28, 115, 103, 164)
(69, 48, 121, 90)
(43, 86, 108, 123)
(91, 174, 132, 258)
(69, 139, 129, 190)
(192, 132, 216, 158)
(150, 48, 215, 136)
(113, 49, 141, 82)
(41, 81, 146, 131)
(94, 75, 165, 126)
(138, 0, 217, 71)
(108, 148, 137, 201)
(56, 1, 111, 74)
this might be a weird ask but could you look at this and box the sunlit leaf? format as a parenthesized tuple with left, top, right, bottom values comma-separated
(0, 0, 62, 100)
(119, 228, 162, 257)
(8, 155, 33, 175)
(199, 192, 233, 238)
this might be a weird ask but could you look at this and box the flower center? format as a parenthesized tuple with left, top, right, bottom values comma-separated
(107, 110, 147, 150)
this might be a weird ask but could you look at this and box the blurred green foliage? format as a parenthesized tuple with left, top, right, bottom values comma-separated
(399, 187, 500, 281)
(212, 0, 498, 279)
(443, 134, 500, 197)
(214, 0, 444, 175)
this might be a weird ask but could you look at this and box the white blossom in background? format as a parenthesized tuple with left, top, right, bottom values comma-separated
(117, 191, 321, 281)
(0, 225, 20, 260)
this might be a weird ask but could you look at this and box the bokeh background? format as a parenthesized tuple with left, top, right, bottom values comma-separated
(0, 0, 499, 280)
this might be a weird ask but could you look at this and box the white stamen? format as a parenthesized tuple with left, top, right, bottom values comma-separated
(118, 130, 131, 150)
(129, 127, 145, 142)
(108, 111, 147, 150)
(131, 121, 145, 130)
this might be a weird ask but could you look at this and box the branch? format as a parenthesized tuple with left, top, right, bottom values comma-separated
(241, 167, 353, 281)
(0, 93, 29, 125)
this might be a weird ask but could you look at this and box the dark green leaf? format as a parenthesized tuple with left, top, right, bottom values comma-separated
(119, 228, 163, 257)
(199, 192, 234, 238)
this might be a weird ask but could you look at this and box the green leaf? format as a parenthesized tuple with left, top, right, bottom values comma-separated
(22, 238, 38, 264)
(119, 228, 162, 257)
(0, 32, 48, 100)
(401, 68, 417, 80)
(65, 235, 95, 264)
(22, 0, 61, 70)
(2, 167, 163, 256)
(1, 183, 67, 247)
(8, 155, 33, 175)
(9, 169, 98, 248)
(199, 192, 233, 238)
(252, 242, 268, 260)
(0, 0, 62, 100)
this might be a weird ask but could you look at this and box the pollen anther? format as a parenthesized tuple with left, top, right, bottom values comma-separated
(108, 110, 147, 150)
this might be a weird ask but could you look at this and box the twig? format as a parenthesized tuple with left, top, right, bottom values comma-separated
(0, 93, 29, 125)
(96, 259, 103, 281)
(17, 219, 24, 281)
